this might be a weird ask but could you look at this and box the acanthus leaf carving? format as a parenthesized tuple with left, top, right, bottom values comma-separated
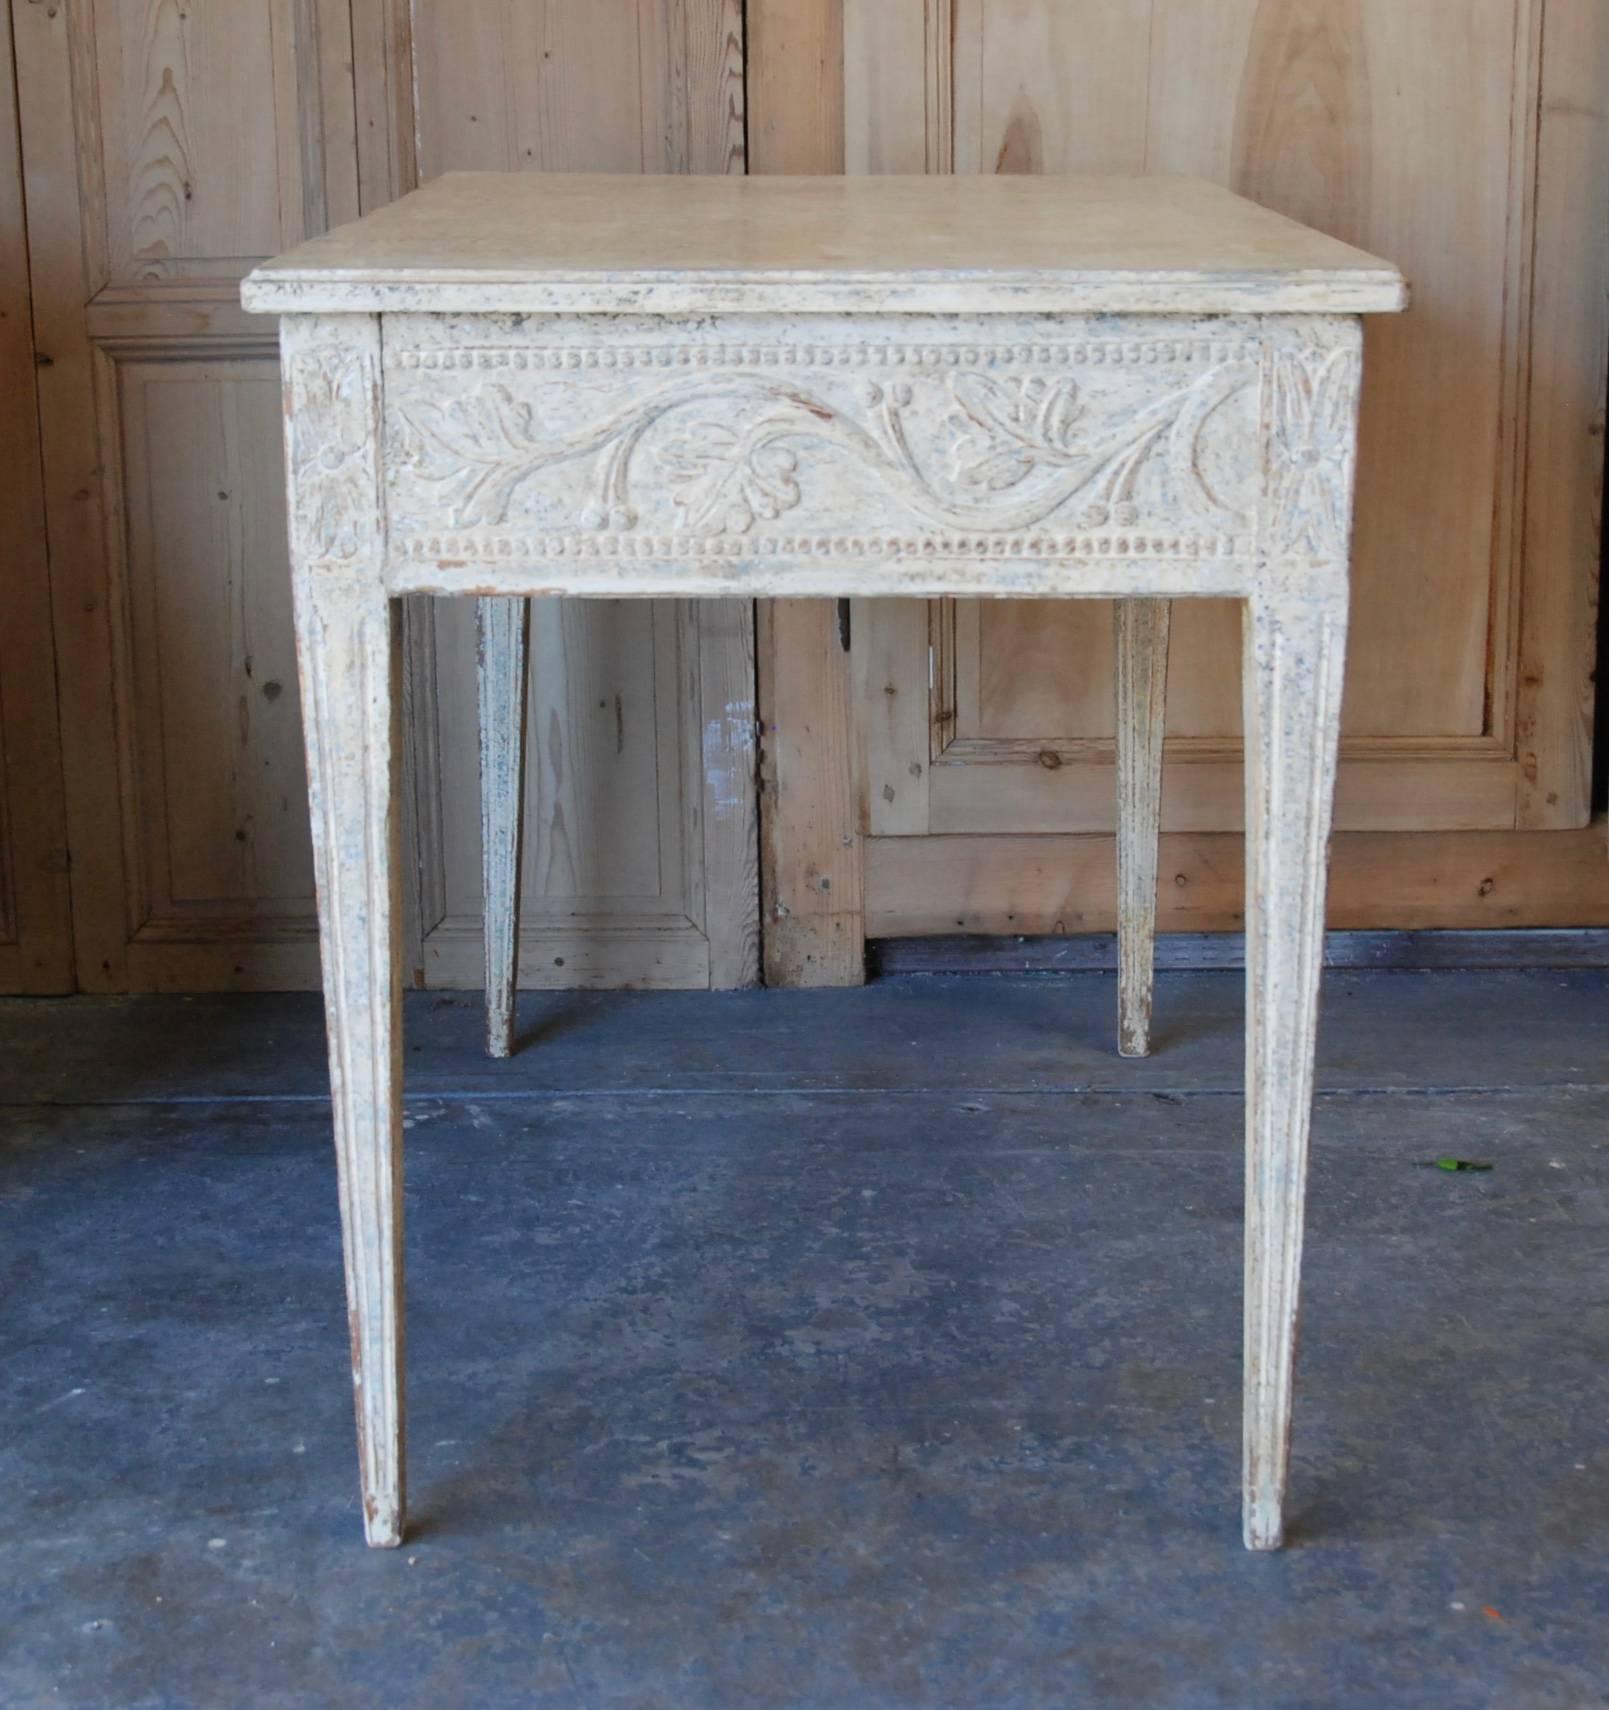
(387, 344, 1261, 544)
(656, 421, 803, 535)
(946, 372, 1086, 493)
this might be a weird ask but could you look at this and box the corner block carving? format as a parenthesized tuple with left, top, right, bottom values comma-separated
(284, 327, 383, 567)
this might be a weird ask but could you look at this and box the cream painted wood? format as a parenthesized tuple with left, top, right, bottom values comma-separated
(280, 313, 405, 1549)
(251, 172, 1399, 1551)
(1114, 598, 1171, 1058)
(1242, 572, 1350, 1552)
(476, 597, 530, 1057)
(244, 171, 1404, 318)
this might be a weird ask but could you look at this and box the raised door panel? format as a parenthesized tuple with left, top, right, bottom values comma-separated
(747, 0, 1608, 959)
(117, 360, 315, 928)
(17, 0, 755, 990)
(1147, 0, 1522, 748)
(15, 0, 360, 988)
(413, 595, 713, 989)
(404, 0, 754, 989)
(89, 0, 360, 286)
(861, 0, 1560, 850)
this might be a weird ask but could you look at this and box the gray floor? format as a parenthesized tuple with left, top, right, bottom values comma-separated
(4, 971, 1609, 1710)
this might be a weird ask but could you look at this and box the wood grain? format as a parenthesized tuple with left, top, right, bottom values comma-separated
(865, 827, 1609, 937)
(841, 0, 1609, 938)
(856, 598, 932, 838)
(88, 0, 359, 281)
(946, 0, 1523, 748)
(845, 0, 950, 174)
(12, 0, 1608, 997)
(1516, 0, 1608, 827)
(350, 0, 416, 215)
(746, 0, 843, 177)
(0, 0, 73, 992)
(15, 0, 358, 990)
(758, 599, 864, 987)
(954, 0, 1154, 177)
(15, 0, 134, 989)
(120, 362, 314, 922)
(748, 0, 857, 987)
(404, 0, 757, 993)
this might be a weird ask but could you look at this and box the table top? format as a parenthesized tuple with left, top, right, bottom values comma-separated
(243, 173, 1406, 318)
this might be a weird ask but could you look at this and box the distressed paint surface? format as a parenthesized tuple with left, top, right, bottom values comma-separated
(256, 178, 1384, 1552)
(241, 172, 1407, 318)
(280, 313, 406, 1548)
(476, 596, 530, 1058)
(704, 699, 758, 819)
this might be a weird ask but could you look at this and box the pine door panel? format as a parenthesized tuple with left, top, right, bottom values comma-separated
(747, 0, 1609, 962)
(855, 0, 1586, 865)
(402, 0, 755, 990)
(16, 0, 360, 989)
(83, 0, 362, 287)
(1148, 0, 1522, 746)
(117, 360, 314, 921)
(15, 0, 756, 990)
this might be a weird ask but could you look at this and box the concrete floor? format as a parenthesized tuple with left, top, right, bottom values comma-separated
(4, 970, 1609, 1709)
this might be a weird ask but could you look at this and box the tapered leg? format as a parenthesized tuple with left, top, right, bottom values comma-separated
(293, 569, 406, 1548)
(1240, 578, 1349, 1550)
(1114, 598, 1171, 1057)
(477, 597, 530, 1058)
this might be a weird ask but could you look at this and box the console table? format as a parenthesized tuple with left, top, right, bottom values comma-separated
(243, 172, 1406, 1552)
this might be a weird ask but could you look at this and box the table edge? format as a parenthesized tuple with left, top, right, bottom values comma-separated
(241, 268, 1410, 318)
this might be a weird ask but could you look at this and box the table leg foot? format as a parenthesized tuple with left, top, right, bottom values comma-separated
(1243, 1490, 1284, 1552)
(477, 596, 530, 1060)
(1114, 598, 1171, 1058)
(1240, 580, 1348, 1552)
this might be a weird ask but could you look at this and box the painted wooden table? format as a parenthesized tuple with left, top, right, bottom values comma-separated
(243, 173, 1406, 1552)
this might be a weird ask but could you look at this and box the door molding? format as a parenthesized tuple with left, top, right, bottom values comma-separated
(754, 0, 1609, 984)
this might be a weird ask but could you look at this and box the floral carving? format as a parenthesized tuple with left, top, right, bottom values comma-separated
(287, 344, 377, 561)
(390, 385, 557, 531)
(656, 422, 802, 534)
(1267, 345, 1362, 559)
(946, 373, 1086, 492)
(389, 349, 1260, 544)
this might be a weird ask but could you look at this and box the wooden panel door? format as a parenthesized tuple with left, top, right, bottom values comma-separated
(12, 0, 757, 991)
(13, 0, 364, 990)
(811, 0, 1609, 947)
(397, 0, 756, 990)
(0, 0, 72, 992)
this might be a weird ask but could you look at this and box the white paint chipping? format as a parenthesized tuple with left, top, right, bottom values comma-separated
(703, 699, 758, 819)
